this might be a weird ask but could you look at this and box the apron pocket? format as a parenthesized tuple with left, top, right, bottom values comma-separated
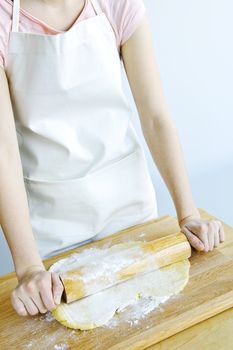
(23, 146, 156, 245)
(24, 175, 95, 242)
(85, 146, 157, 232)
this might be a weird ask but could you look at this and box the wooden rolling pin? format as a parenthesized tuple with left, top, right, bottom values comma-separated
(59, 232, 191, 303)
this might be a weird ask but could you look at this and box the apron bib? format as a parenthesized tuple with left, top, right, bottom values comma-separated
(6, 0, 158, 258)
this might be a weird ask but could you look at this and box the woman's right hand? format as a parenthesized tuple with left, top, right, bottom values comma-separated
(11, 266, 64, 316)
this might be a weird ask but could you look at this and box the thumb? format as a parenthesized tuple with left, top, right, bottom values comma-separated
(181, 225, 205, 252)
(51, 272, 64, 305)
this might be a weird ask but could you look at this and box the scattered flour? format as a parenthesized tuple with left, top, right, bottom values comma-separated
(49, 242, 189, 331)
(105, 295, 170, 329)
(54, 344, 69, 350)
(10, 239, 189, 349)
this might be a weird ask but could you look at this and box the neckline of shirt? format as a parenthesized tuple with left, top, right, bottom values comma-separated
(6, 0, 90, 33)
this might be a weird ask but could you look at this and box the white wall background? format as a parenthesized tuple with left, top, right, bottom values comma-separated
(1, 0, 232, 275)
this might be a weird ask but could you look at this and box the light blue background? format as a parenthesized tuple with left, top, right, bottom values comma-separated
(1, 0, 232, 275)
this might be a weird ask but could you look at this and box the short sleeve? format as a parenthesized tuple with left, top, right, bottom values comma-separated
(0, 1, 11, 70)
(108, 0, 146, 46)
(121, 0, 146, 45)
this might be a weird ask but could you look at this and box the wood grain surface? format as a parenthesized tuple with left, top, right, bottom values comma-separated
(0, 208, 233, 350)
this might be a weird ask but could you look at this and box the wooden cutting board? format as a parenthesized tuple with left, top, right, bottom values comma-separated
(1, 208, 233, 350)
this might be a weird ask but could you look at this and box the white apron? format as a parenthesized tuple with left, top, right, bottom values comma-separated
(6, 0, 158, 259)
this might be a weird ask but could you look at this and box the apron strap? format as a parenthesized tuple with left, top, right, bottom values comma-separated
(12, 0, 20, 32)
(90, 0, 103, 15)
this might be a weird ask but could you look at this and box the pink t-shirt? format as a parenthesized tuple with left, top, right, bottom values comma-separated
(0, 0, 146, 69)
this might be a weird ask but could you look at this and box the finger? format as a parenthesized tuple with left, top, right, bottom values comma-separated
(207, 221, 215, 250)
(23, 280, 47, 314)
(214, 230, 220, 247)
(37, 277, 57, 311)
(51, 272, 64, 305)
(198, 231, 209, 252)
(212, 220, 220, 247)
(11, 291, 28, 316)
(216, 220, 225, 242)
(19, 296, 39, 316)
(31, 292, 48, 314)
(186, 222, 209, 252)
(181, 226, 205, 251)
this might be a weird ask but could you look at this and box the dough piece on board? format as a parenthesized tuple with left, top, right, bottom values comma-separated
(49, 246, 190, 330)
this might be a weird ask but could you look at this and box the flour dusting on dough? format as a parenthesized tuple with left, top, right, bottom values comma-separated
(49, 243, 190, 330)
(49, 242, 159, 299)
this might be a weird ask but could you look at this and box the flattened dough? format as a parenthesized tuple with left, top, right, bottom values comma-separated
(49, 245, 190, 330)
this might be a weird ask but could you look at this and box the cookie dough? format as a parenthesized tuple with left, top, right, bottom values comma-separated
(49, 244, 190, 330)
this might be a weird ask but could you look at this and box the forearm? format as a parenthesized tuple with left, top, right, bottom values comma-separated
(0, 68, 43, 278)
(141, 115, 201, 225)
(0, 150, 44, 279)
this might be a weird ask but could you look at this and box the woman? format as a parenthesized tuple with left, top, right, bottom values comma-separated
(0, 0, 225, 317)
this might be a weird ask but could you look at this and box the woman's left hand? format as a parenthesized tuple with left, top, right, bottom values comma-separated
(180, 217, 225, 252)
